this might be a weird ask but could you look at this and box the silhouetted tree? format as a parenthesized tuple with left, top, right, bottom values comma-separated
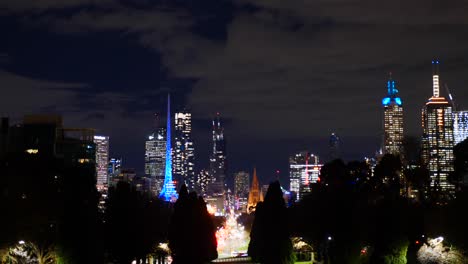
(168, 185, 217, 264)
(320, 159, 347, 188)
(248, 181, 295, 264)
(374, 154, 402, 199)
(105, 181, 170, 263)
(452, 138, 468, 189)
(0, 152, 103, 263)
(57, 162, 102, 264)
(403, 166, 430, 200)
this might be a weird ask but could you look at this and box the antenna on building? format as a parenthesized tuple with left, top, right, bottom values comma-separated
(432, 60, 440, 97)
(153, 113, 160, 131)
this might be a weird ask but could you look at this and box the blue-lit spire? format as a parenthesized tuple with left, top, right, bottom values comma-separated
(160, 94, 178, 202)
(382, 73, 402, 106)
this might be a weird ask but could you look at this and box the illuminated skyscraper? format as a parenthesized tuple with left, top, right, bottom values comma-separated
(208, 113, 227, 194)
(382, 74, 404, 156)
(196, 169, 210, 195)
(289, 151, 322, 201)
(422, 61, 455, 197)
(160, 95, 177, 202)
(173, 110, 195, 190)
(234, 171, 250, 198)
(454, 111, 468, 145)
(94, 135, 109, 191)
(145, 127, 166, 196)
(108, 157, 122, 188)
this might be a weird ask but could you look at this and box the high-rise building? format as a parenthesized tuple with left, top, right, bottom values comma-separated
(422, 60, 455, 197)
(145, 127, 166, 196)
(247, 168, 262, 213)
(289, 151, 323, 201)
(94, 135, 109, 191)
(173, 110, 195, 190)
(234, 171, 250, 198)
(208, 113, 227, 194)
(0, 115, 97, 240)
(382, 74, 404, 157)
(454, 111, 468, 145)
(108, 158, 122, 188)
(196, 169, 211, 195)
(108, 158, 122, 176)
(329, 133, 341, 161)
(160, 95, 178, 202)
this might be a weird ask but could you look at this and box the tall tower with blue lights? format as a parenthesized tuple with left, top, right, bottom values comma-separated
(382, 73, 404, 157)
(160, 95, 178, 202)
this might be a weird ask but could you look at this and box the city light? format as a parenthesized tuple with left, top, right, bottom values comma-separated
(216, 212, 249, 258)
(25, 149, 39, 154)
(417, 236, 463, 264)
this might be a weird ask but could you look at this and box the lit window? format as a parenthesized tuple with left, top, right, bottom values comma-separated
(25, 149, 39, 154)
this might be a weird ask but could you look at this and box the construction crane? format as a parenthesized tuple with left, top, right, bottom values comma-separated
(445, 84, 457, 111)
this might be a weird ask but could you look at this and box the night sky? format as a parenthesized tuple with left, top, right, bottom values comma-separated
(1, 0, 468, 186)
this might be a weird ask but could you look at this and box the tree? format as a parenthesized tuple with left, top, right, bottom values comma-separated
(168, 185, 217, 264)
(374, 154, 402, 199)
(320, 159, 347, 187)
(452, 138, 468, 189)
(104, 181, 170, 263)
(403, 166, 430, 200)
(248, 181, 295, 264)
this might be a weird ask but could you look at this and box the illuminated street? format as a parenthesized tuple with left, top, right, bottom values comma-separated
(216, 212, 250, 258)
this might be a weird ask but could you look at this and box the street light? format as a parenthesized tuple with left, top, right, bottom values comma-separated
(327, 236, 332, 241)
(18, 240, 25, 245)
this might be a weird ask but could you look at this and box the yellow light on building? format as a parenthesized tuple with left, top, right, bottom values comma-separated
(25, 149, 39, 154)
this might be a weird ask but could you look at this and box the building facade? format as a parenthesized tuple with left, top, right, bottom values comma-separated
(173, 111, 195, 190)
(234, 171, 250, 198)
(108, 157, 122, 188)
(145, 127, 166, 196)
(289, 151, 322, 201)
(422, 61, 455, 197)
(454, 110, 468, 145)
(382, 75, 404, 157)
(208, 114, 227, 194)
(196, 169, 211, 195)
(94, 135, 109, 191)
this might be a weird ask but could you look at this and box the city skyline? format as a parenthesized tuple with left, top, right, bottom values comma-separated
(1, 0, 468, 184)
(3, 1, 468, 263)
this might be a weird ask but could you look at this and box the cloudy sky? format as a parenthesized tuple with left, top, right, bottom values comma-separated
(1, 0, 468, 185)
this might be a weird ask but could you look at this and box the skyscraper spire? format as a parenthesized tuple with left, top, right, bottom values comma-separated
(160, 94, 178, 202)
(247, 167, 262, 213)
(432, 60, 440, 97)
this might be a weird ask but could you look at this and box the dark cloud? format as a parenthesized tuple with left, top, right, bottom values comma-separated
(0, 70, 86, 115)
(1, 0, 468, 176)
